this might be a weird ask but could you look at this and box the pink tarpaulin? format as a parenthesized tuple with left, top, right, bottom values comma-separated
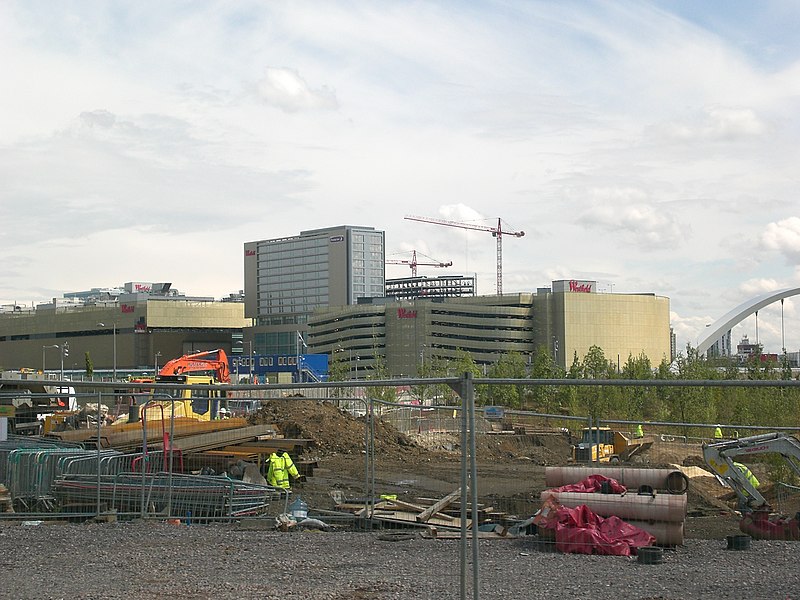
(534, 495, 656, 556)
(551, 474, 627, 494)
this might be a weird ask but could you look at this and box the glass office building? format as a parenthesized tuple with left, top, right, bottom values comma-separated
(244, 226, 385, 354)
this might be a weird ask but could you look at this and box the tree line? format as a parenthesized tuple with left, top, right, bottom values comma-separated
(330, 344, 800, 432)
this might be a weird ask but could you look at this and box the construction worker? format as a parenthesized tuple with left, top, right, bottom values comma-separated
(267, 451, 300, 489)
(733, 462, 760, 512)
(634, 423, 644, 438)
(714, 425, 723, 440)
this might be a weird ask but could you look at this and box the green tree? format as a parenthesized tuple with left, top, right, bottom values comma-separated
(84, 351, 94, 378)
(483, 351, 527, 408)
(411, 353, 449, 405)
(366, 353, 396, 404)
(327, 351, 350, 397)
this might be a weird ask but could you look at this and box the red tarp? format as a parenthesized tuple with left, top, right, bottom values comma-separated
(551, 473, 627, 494)
(534, 475, 656, 556)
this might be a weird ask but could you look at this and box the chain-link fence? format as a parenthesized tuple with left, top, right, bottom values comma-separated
(2, 375, 800, 599)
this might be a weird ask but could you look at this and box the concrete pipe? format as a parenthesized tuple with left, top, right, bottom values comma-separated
(545, 466, 689, 494)
(630, 521, 684, 546)
(540, 490, 688, 523)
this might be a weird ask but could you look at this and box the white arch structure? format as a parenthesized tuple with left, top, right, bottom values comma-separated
(697, 287, 800, 355)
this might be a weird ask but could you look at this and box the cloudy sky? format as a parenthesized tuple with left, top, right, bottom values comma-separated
(2, 1, 800, 357)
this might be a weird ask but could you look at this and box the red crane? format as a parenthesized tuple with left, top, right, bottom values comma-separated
(386, 250, 453, 278)
(404, 215, 525, 295)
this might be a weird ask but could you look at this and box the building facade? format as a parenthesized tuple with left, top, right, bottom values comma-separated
(308, 280, 671, 377)
(244, 225, 385, 355)
(0, 284, 249, 376)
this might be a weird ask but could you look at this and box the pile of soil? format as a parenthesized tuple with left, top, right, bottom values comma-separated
(473, 432, 572, 465)
(248, 398, 424, 458)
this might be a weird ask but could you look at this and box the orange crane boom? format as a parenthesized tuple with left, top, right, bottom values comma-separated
(386, 249, 453, 278)
(404, 215, 524, 294)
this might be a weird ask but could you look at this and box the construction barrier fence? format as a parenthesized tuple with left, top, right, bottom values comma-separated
(2, 375, 800, 600)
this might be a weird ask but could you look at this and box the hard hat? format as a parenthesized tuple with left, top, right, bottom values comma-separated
(219, 407, 230, 414)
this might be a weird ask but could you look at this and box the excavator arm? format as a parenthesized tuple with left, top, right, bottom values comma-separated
(158, 349, 231, 383)
(703, 432, 800, 541)
(703, 432, 800, 508)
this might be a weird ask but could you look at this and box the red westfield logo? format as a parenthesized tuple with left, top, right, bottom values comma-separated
(569, 280, 593, 293)
(397, 308, 417, 319)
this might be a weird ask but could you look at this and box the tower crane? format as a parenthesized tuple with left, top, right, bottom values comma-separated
(386, 250, 453, 278)
(404, 215, 525, 295)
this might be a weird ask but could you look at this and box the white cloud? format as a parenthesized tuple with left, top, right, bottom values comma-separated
(255, 67, 338, 113)
(649, 106, 769, 143)
(577, 203, 689, 249)
(2, 1, 800, 355)
(761, 217, 800, 263)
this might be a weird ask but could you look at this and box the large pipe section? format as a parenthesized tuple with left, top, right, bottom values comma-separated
(540, 491, 687, 523)
(545, 466, 689, 494)
(626, 519, 684, 546)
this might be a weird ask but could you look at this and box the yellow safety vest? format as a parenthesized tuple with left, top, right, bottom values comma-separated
(267, 452, 299, 489)
(734, 462, 759, 490)
(714, 427, 723, 439)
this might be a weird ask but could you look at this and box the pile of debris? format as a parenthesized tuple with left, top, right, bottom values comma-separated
(248, 399, 425, 459)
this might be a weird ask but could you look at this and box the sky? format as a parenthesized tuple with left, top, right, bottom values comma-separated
(2, 0, 800, 357)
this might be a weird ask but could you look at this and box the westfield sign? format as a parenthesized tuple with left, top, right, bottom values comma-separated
(569, 280, 593, 293)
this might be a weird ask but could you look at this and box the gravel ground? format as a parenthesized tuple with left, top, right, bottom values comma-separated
(1, 520, 797, 600)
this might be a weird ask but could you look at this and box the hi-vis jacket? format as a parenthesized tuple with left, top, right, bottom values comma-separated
(267, 452, 300, 489)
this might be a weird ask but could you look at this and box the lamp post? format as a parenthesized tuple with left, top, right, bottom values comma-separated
(42, 344, 59, 375)
(59, 342, 69, 381)
(154, 351, 162, 377)
(249, 340, 255, 384)
(97, 322, 117, 380)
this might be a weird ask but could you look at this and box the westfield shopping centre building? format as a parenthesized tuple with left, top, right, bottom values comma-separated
(308, 279, 671, 378)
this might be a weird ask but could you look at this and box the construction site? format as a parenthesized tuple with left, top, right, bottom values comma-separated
(1, 370, 800, 599)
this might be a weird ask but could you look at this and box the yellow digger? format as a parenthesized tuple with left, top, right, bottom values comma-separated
(572, 426, 654, 463)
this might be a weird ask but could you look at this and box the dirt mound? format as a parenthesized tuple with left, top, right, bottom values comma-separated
(408, 431, 572, 465)
(474, 433, 571, 465)
(248, 399, 423, 458)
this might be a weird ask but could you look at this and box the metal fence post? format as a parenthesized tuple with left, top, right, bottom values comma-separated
(465, 372, 479, 600)
(96, 390, 102, 517)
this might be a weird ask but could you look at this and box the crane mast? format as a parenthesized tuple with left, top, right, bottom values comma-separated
(404, 215, 524, 294)
(386, 249, 453, 278)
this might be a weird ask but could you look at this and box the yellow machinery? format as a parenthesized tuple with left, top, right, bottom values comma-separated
(114, 374, 228, 424)
(572, 426, 654, 463)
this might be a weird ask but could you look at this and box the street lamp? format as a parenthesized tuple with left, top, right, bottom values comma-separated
(97, 322, 117, 380)
(59, 342, 69, 381)
(154, 351, 162, 377)
(249, 340, 255, 384)
(42, 344, 59, 375)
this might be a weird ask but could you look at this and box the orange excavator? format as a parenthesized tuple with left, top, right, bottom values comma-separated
(113, 349, 232, 424)
(158, 348, 231, 383)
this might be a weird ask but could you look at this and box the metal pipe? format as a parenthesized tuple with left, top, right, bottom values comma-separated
(541, 490, 687, 523)
(96, 390, 102, 517)
(459, 384, 467, 600)
(545, 466, 690, 494)
(466, 372, 479, 600)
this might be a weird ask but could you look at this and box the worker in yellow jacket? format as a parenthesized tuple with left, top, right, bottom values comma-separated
(267, 451, 300, 489)
(733, 462, 760, 512)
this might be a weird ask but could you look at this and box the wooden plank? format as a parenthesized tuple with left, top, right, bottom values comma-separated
(385, 498, 454, 522)
(417, 488, 462, 523)
(371, 510, 469, 530)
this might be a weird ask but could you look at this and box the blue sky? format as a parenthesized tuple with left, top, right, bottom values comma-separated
(1, 1, 799, 357)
